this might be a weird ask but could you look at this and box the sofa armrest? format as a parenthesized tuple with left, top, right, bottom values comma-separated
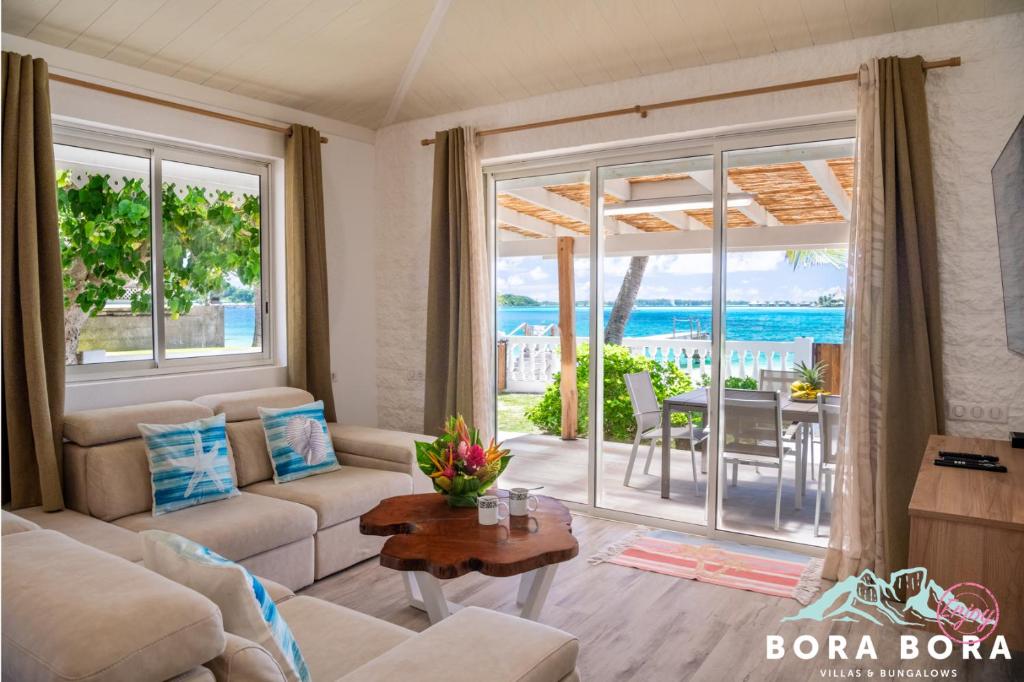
(327, 424, 434, 493)
(334, 607, 579, 682)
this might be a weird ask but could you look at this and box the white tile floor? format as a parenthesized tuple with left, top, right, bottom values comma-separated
(498, 432, 831, 547)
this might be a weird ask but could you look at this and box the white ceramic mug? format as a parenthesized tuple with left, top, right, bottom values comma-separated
(508, 488, 539, 517)
(477, 495, 509, 525)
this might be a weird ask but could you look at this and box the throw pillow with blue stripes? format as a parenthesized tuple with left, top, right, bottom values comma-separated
(258, 400, 339, 483)
(138, 414, 238, 515)
(140, 530, 310, 682)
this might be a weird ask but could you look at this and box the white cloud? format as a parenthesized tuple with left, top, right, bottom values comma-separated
(653, 250, 785, 276)
(527, 266, 548, 281)
(507, 275, 525, 287)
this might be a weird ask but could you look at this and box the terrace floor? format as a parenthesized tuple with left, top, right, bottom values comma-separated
(497, 432, 831, 547)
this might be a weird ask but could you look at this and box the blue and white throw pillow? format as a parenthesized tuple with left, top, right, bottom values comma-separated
(258, 400, 339, 483)
(138, 414, 238, 515)
(140, 530, 310, 682)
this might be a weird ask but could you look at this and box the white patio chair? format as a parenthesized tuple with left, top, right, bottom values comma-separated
(814, 394, 841, 537)
(622, 371, 706, 495)
(758, 368, 811, 478)
(720, 389, 794, 531)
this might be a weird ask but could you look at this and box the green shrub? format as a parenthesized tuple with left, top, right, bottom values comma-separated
(525, 344, 694, 442)
(700, 374, 758, 390)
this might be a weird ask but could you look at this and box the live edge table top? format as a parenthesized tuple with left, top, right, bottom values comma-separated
(359, 494, 579, 580)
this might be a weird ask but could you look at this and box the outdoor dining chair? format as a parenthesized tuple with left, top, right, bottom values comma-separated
(622, 371, 707, 495)
(758, 368, 811, 478)
(721, 389, 795, 530)
(815, 393, 841, 537)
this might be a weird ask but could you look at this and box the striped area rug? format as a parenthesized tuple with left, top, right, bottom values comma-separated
(590, 528, 823, 605)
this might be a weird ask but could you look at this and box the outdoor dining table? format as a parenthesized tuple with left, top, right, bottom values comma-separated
(660, 387, 820, 507)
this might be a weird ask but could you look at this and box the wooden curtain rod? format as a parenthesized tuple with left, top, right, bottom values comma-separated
(420, 56, 961, 146)
(49, 73, 329, 144)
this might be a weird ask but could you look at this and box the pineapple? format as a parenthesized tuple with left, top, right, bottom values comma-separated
(790, 361, 828, 400)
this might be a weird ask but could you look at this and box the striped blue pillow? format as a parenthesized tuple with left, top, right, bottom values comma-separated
(258, 401, 339, 483)
(138, 414, 238, 515)
(140, 530, 310, 682)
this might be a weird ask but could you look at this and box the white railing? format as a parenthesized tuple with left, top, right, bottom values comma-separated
(501, 335, 813, 393)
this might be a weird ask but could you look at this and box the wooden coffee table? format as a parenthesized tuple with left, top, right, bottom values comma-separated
(360, 493, 578, 624)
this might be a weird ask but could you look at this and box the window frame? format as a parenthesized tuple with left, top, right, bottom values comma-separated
(55, 125, 275, 382)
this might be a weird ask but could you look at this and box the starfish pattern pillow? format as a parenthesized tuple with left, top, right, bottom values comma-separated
(139, 413, 239, 515)
(258, 400, 339, 483)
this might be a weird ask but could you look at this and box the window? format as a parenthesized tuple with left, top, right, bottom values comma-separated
(55, 130, 271, 378)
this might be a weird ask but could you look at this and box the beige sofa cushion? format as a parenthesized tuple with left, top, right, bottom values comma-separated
(172, 667, 216, 682)
(226, 420, 275, 487)
(277, 597, 412, 680)
(13, 507, 142, 562)
(327, 424, 424, 466)
(2, 510, 41, 535)
(1, 530, 224, 682)
(244, 467, 412, 530)
(63, 440, 153, 521)
(114, 492, 316, 561)
(64, 401, 213, 446)
(194, 387, 314, 423)
(337, 607, 579, 682)
(205, 633, 288, 682)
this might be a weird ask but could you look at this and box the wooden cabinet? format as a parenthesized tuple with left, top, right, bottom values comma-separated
(908, 435, 1024, 650)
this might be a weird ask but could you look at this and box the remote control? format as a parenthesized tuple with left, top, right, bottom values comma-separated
(937, 451, 999, 463)
(934, 458, 1007, 473)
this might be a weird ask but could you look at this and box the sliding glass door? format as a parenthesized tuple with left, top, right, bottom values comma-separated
(489, 121, 854, 549)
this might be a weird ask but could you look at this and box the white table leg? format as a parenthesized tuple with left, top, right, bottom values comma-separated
(794, 424, 806, 510)
(517, 564, 559, 621)
(405, 572, 455, 625)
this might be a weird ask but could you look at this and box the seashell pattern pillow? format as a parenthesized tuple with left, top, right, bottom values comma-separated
(258, 400, 339, 483)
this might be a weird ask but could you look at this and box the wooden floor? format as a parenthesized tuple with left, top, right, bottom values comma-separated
(499, 433, 830, 547)
(303, 514, 1019, 682)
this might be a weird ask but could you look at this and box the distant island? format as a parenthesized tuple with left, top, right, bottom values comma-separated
(498, 295, 845, 308)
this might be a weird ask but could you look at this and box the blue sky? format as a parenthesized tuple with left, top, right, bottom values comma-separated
(497, 250, 847, 303)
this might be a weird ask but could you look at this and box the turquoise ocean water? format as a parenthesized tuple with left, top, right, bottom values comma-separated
(499, 305, 845, 344)
(224, 306, 256, 347)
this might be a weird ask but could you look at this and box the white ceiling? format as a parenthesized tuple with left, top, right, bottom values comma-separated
(3, 0, 1021, 130)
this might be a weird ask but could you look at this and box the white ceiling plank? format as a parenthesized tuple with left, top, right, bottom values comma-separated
(1, 0, 62, 36)
(66, 0, 167, 58)
(27, 0, 117, 48)
(802, 160, 852, 220)
(380, 0, 452, 127)
(103, 0, 219, 67)
(843, 0, 895, 38)
(890, 0, 940, 30)
(668, 0, 742, 64)
(714, 0, 777, 59)
(800, 0, 854, 44)
(935, 0, 987, 23)
(756, 0, 814, 51)
(630, 0, 705, 71)
(592, 0, 673, 76)
(139, 0, 264, 77)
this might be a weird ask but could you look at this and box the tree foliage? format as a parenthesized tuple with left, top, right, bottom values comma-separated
(526, 344, 695, 442)
(57, 170, 261, 359)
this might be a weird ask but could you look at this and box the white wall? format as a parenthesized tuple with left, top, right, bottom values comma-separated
(372, 14, 1024, 438)
(3, 34, 380, 425)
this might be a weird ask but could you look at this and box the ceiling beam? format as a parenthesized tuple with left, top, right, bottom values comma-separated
(503, 187, 626, 234)
(379, 0, 452, 127)
(801, 160, 852, 220)
(603, 178, 702, 231)
(688, 170, 781, 227)
(497, 206, 577, 238)
(498, 222, 850, 258)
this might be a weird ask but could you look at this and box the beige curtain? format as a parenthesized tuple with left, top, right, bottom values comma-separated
(423, 127, 493, 437)
(1, 52, 65, 511)
(824, 56, 944, 580)
(285, 124, 337, 422)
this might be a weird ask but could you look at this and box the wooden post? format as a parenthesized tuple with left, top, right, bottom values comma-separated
(496, 340, 508, 392)
(813, 342, 843, 395)
(557, 237, 577, 440)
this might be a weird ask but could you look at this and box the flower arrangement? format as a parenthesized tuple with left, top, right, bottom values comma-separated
(415, 416, 512, 507)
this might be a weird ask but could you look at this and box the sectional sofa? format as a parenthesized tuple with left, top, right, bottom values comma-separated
(52, 386, 436, 589)
(1, 386, 581, 681)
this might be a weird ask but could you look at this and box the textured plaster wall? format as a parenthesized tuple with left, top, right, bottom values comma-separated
(375, 14, 1024, 438)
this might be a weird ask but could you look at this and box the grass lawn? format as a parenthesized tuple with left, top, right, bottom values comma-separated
(497, 392, 543, 434)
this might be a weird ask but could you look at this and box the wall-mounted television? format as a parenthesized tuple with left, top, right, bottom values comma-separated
(992, 115, 1024, 356)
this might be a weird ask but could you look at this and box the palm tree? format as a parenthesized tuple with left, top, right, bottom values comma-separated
(605, 256, 648, 345)
(784, 248, 848, 270)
